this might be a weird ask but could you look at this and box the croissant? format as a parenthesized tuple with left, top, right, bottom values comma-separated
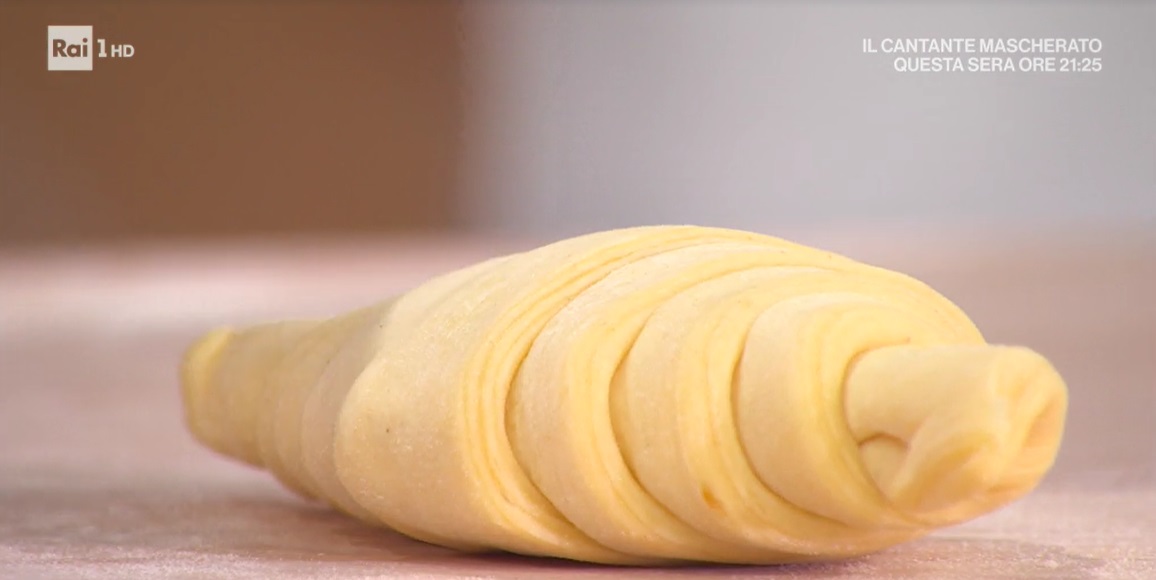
(180, 225, 1067, 565)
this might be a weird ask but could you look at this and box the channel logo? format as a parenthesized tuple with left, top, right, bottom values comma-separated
(47, 25, 135, 71)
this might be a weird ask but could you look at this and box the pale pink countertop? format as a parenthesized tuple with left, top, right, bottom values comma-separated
(2, 227, 1154, 579)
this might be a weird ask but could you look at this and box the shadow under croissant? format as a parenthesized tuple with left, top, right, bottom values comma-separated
(11, 473, 1100, 578)
(462, 536, 1104, 579)
(325, 522, 1100, 580)
(195, 497, 1108, 579)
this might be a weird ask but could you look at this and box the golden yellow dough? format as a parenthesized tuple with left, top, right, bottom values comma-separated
(179, 225, 1067, 565)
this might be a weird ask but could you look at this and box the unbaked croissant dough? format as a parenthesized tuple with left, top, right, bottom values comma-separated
(180, 225, 1067, 565)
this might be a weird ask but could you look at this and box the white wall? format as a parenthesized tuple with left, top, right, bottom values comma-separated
(460, 1, 1155, 236)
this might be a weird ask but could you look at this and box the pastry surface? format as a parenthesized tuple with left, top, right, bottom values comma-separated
(180, 225, 1067, 564)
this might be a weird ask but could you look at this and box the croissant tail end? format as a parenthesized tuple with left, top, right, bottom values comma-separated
(845, 344, 1068, 526)
(180, 328, 256, 465)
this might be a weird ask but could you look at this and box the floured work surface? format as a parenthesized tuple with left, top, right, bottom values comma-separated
(1, 229, 1153, 579)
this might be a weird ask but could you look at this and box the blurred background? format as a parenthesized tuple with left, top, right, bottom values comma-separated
(1, 0, 460, 244)
(2, 1, 1152, 245)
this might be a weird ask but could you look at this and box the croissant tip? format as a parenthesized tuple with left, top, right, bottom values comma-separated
(846, 344, 1067, 524)
(179, 328, 239, 456)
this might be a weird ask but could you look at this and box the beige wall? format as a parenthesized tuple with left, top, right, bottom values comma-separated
(0, 0, 462, 246)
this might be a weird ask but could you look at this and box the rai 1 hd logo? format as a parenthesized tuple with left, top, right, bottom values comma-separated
(47, 25, 135, 71)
